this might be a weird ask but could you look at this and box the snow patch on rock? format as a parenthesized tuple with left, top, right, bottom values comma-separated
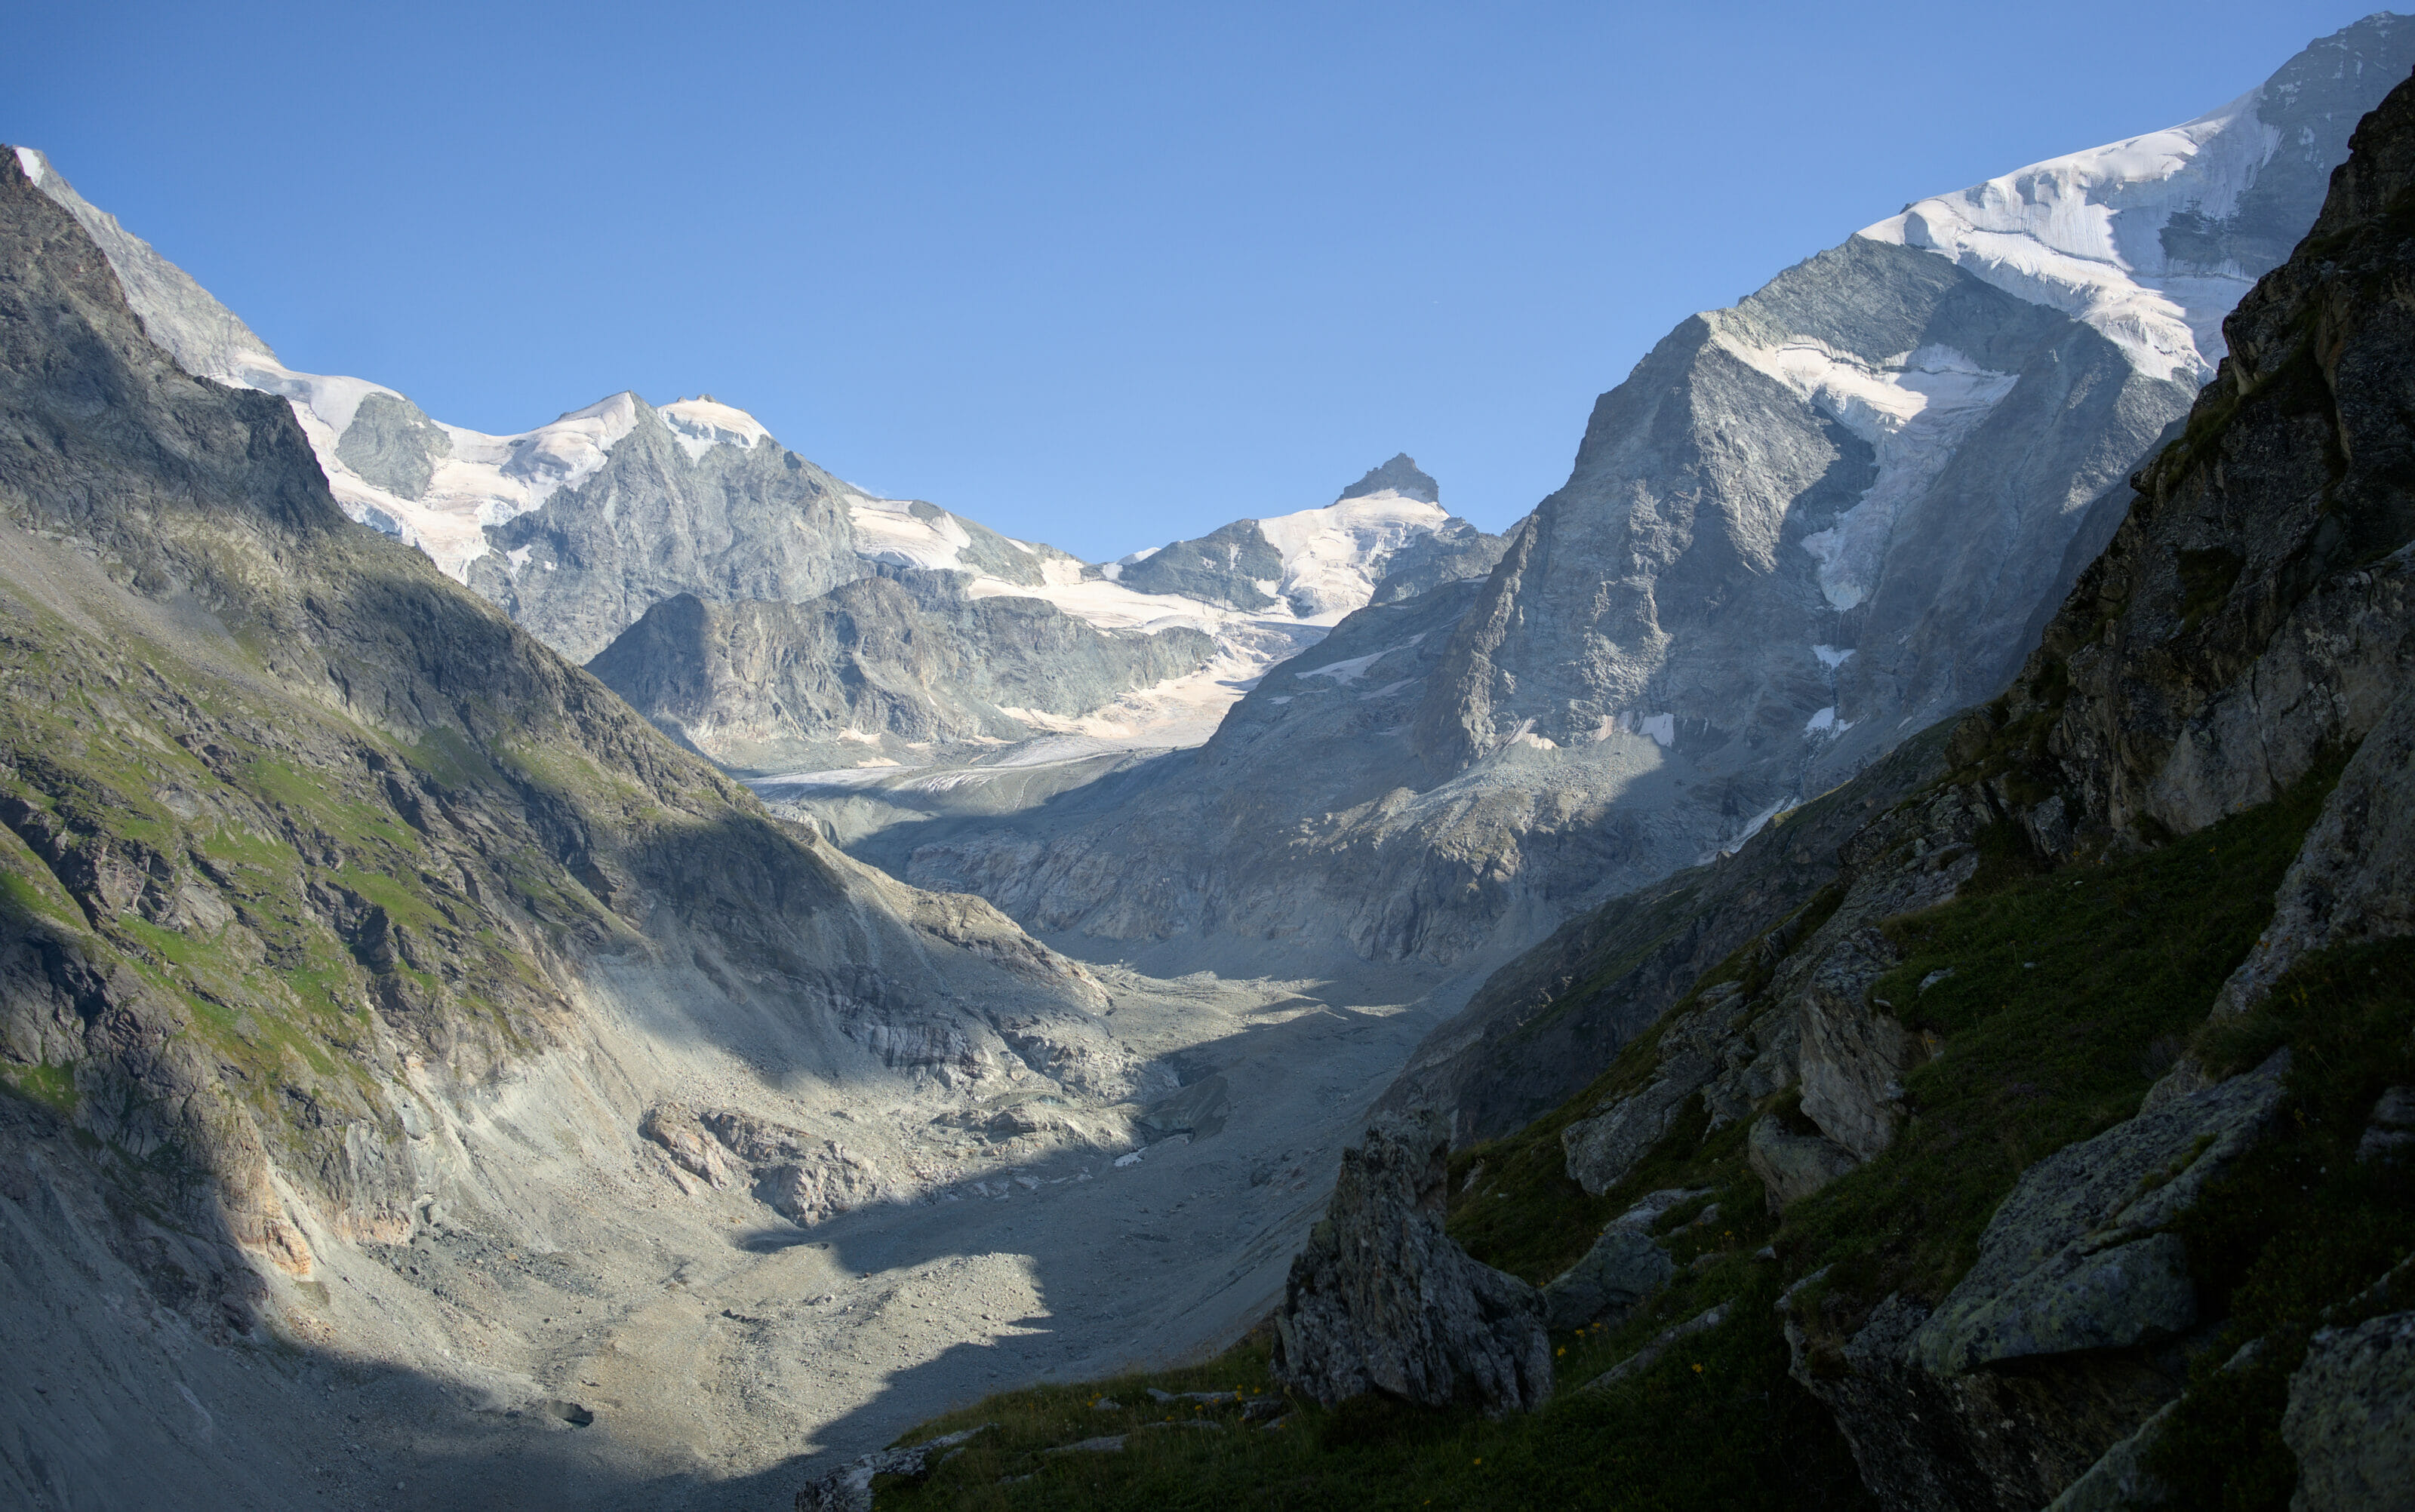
(1862, 87, 2278, 380)
(1256, 490, 1456, 618)
(1715, 335, 2018, 610)
(235, 359, 641, 579)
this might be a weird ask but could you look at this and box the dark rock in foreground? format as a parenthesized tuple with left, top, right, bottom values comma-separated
(1272, 1110, 1552, 1413)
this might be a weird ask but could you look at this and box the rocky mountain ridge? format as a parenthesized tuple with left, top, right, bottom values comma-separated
(1361, 48, 2415, 1501)
(899, 14, 2415, 978)
(10, 144, 1500, 776)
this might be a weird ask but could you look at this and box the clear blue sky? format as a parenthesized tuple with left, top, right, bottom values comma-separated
(5, 2, 2390, 559)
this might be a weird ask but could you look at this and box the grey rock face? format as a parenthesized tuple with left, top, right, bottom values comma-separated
(1112, 518, 1287, 610)
(1794, 928, 1917, 1161)
(640, 1104, 737, 1188)
(1746, 1117, 1859, 1210)
(464, 406, 863, 663)
(1561, 987, 1748, 1194)
(13, 147, 277, 381)
(587, 576, 1215, 773)
(635, 1105, 897, 1224)
(1382, 726, 1954, 1145)
(1584, 1301, 1731, 1389)
(2000, 51, 2415, 866)
(0, 158, 1124, 1489)
(1561, 1056, 1712, 1197)
(2361, 1086, 2415, 1165)
(2041, 1400, 2178, 1511)
(2282, 1311, 2415, 1511)
(2214, 680, 2415, 1014)
(911, 25, 2410, 1003)
(1537, 1188, 1694, 1330)
(1365, 515, 1509, 607)
(1786, 1292, 2170, 1512)
(1911, 1055, 2290, 1375)
(335, 389, 452, 500)
(1542, 1226, 1673, 1331)
(1339, 453, 1441, 505)
(795, 1424, 994, 1512)
(1271, 1110, 1552, 1412)
(2168, 16, 2415, 281)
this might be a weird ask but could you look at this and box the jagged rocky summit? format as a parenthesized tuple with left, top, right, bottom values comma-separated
(902, 14, 2415, 976)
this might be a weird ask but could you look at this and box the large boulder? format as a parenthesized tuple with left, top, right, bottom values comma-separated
(1787, 1058, 2292, 1511)
(1747, 1115, 1860, 1210)
(1272, 1110, 1552, 1412)
(2282, 1311, 2415, 1510)
(1912, 1053, 2289, 1374)
(1538, 1188, 1694, 1331)
(1561, 986, 1749, 1195)
(1794, 927, 1921, 1160)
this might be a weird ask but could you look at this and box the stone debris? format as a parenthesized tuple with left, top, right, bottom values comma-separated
(1272, 1109, 1553, 1414)
(794, 1424, 994, 1512)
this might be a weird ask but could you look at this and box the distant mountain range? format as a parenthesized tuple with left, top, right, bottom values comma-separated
(898, 12, 2415, 969)
(11, 148, 1506, 776)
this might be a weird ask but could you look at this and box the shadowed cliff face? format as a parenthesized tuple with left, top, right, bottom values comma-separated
(1985, 67, 2415, 871)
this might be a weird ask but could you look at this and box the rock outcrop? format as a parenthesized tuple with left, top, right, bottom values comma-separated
(1989, 39, 2415, 883)
(795, 1424, 995, 1512)
(1911, 1055, 2288, 1375)
(2282, 1311, 2415, 1509)
(1271, 1111, 1552, 1413)
(589, 576, 1215, 773)
(1537, 1188, 1690, 1331)
(1767, 1061, 2291, 1505)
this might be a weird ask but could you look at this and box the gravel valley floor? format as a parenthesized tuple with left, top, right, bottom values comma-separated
(5, 948, 1463, 1512)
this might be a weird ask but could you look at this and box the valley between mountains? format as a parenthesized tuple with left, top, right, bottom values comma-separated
(5, 14, 2415, 1512)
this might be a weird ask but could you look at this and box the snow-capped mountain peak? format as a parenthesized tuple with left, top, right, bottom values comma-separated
(1862, 11, 2413, 381)
(1257, 487, 1456, 618)
(660, 395, 771, 457)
